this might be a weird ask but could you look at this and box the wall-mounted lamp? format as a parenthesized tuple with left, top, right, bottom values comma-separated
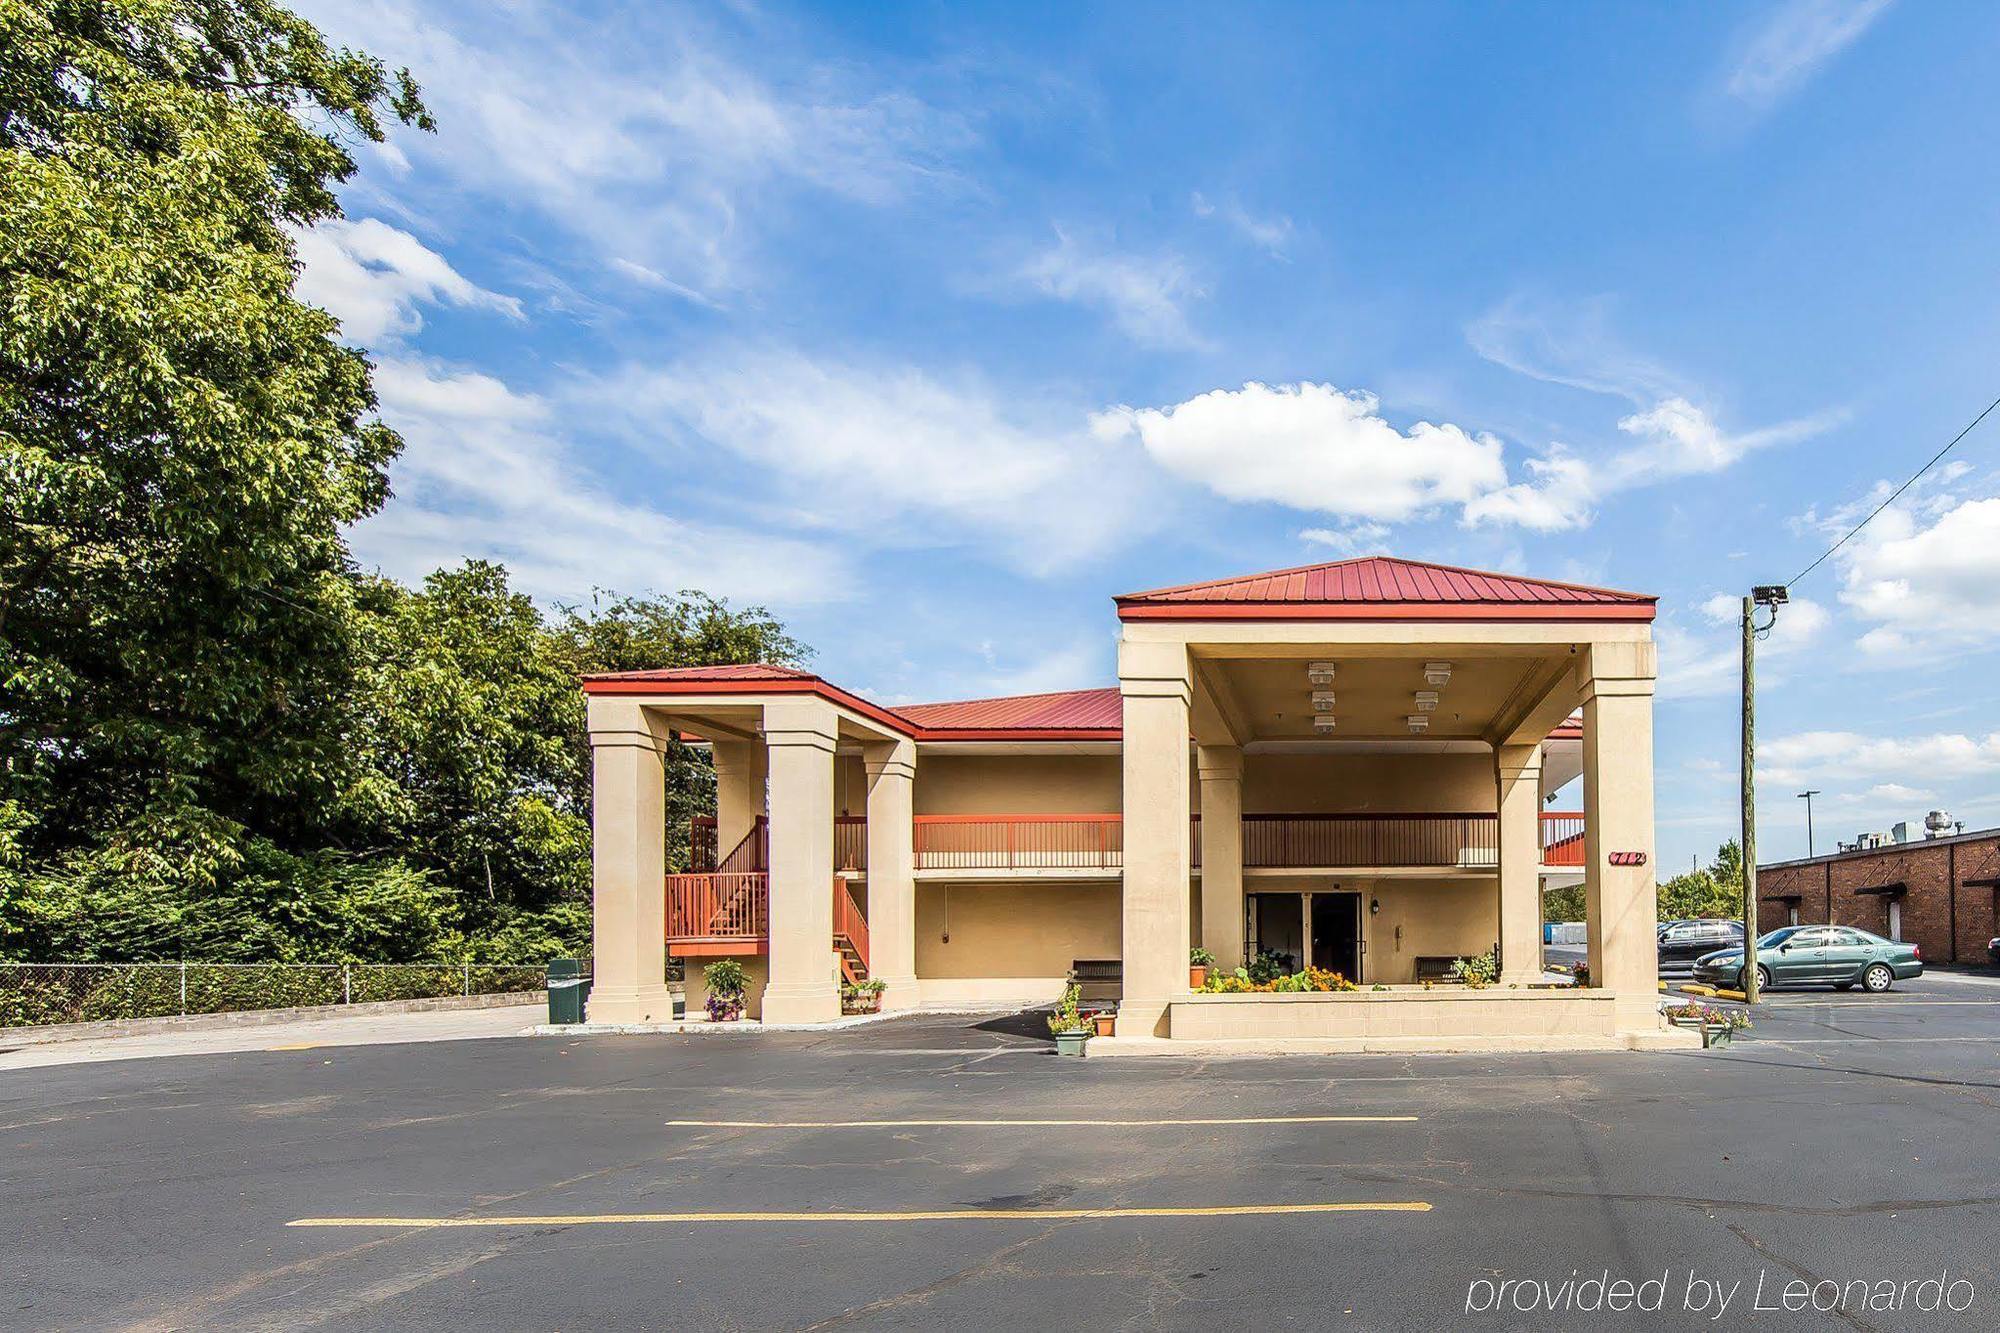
(1369, 897, 1380, 915)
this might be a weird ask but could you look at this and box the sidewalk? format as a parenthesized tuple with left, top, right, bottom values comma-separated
(0, 1002, 546, 1072)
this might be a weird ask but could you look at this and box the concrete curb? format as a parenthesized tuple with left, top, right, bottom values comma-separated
(528, 1009, 907, 1037)
(2, 991, 548, 1047)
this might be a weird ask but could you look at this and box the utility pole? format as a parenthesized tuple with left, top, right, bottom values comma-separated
(1797, 789, 1821, 858)
(1742, 586, 1788, 1005)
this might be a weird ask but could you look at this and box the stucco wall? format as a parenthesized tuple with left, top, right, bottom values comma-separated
(913, 754, 1122, 815)
(1241, 752, 1495, 814)
(915, 881, 1121, 978)
(1242, 873, 1497, 985)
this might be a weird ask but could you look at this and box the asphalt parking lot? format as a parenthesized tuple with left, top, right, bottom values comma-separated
(7, 972, 2000, 1331)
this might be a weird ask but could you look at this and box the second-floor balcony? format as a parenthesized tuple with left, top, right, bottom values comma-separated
(696, 812, 1588, 874)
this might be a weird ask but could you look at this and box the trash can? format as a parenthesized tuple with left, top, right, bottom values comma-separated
(547, 958, 590, 1024)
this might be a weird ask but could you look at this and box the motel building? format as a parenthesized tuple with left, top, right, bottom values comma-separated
(581, 556, 1683, 1052)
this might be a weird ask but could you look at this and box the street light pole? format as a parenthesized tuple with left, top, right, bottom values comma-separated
(1797, 789, 1821, 859)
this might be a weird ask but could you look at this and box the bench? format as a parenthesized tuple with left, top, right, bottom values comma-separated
(1072, 958, 1122, 1004)
(1414, 956, 1464, 983)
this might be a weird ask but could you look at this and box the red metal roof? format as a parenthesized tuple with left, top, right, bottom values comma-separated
(1116, 556, 1654, 622)
(896, 687, 1121, 736)
(582, 668, 1121, 741)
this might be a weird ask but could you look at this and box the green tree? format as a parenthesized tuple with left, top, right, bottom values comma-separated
(554, 589, 808, 872)
(1656, 840, 1745, 921)
(1, 1, 429, 884)
(340, 564, 593, 929)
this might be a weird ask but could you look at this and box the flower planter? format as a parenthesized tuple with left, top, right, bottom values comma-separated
(1189, 965, 1208, 989)
(841, 993, 883, 1016)
(706, 996, 745, 1023)
(1669, 1015, 1704, 1030)
(1701, 1023, 1733, 1048)
(1053, 1030, 1089, 1057)
(1092, 1011, 1115, 1037)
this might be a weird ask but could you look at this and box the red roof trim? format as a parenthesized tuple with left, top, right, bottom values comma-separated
(581, 674, 1122, 743)
(1116, 601, 1655, 623)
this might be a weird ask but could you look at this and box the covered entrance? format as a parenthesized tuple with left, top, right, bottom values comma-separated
(1248, 889, 1363, 982)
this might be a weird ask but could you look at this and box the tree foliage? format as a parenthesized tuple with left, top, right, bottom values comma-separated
(0, 4, 808, 964)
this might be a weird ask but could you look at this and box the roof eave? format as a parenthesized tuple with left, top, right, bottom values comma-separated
(1114, 601, 1657, 623)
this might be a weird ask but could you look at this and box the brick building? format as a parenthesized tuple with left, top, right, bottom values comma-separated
(1757, 827, 2000, 965)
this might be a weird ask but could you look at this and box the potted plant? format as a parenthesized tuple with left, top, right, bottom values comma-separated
(1189, 947, 1214, 989)
(1047, 979, 1090, 1055)
(1091, 1009, 1116, 1037)
(840, 977, 886, 1015)
(703, 959, 749, 1022)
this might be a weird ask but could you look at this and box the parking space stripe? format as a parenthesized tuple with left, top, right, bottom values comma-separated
(664, 1115, 1417, 1128)
(289, 1202, 1431, 1227)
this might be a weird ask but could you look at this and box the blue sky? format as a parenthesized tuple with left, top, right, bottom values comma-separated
(293, 0, 2000, 872)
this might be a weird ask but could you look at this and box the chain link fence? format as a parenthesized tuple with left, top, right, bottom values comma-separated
(0, 962, 563, 1029)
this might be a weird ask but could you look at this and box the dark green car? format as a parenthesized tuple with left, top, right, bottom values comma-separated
(1692, 925, 1923, 993)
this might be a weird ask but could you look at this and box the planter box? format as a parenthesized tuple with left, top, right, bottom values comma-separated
(1053, 1030, 1090, 1057)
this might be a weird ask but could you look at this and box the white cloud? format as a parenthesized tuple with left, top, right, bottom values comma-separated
(1300, 523, 1391, 556)
(1834, 494, 2000, 656)
(292, 217, 521, 345)
(1014, 229, 1204, 347)
(1461, 451, 1597, 533)
(1093, 381, 1506, 522)
(1463, 296, 1839, 528)
(1760, 729, 2000, 788)
(1723, 0, 1892, 110)
(1656, 594, 1829, 699)
(591, 348, 1158, 574)
(1191, 192, 1293, 257)
(303, 0, 970, 296)
(354, 358, 846, 605)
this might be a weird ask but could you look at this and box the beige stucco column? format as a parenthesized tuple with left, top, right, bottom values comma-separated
(864, 737, 919, 1011)
(1580, 641, 1660, 1033)
(761, 698, 840, 1025)
(1495, 742, 1546, 986)
(1196, 744, 1245, 970)
(711, 739, 767, 855)
(1119, 639, 1192, 1038)
(585, 699, 674, 1023)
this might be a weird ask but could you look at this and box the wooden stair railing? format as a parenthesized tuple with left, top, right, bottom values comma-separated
(832, 878, 870, 984)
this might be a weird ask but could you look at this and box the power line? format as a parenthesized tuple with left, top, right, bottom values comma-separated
(1788, 392, 2000, 588)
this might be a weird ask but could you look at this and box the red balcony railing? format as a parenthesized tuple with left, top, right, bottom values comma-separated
(914, 814, 1125, 870)
(1540, 811, 1586, 867)
(1239, 813, 1499, 868)
(664, 872, 768, 948)
(691, 816, 866, 873)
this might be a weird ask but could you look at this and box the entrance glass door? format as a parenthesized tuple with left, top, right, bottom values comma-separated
(1311, 891, 1362, 982)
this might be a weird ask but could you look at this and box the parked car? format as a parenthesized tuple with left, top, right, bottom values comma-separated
(1989, 936, 2000, 969)
(1692, 925, 1922, 993)
(1658, 919, 1744, 969)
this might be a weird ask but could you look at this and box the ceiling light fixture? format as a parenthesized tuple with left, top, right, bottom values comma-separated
(1406, 714, 1430, 733)
(1311, 690, 1337, 712)
(1313, 714, 1337, 734)
(1307, 661, 1337, 686)
(1423, 661, 1453, 688)
(1414, 690, 1439, 712)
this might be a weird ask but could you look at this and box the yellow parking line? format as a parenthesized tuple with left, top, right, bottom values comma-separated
(666, 1115, 1416, 1128)
(267, 1043, 321, 1051)
(289, 1202, 1431, 1228)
